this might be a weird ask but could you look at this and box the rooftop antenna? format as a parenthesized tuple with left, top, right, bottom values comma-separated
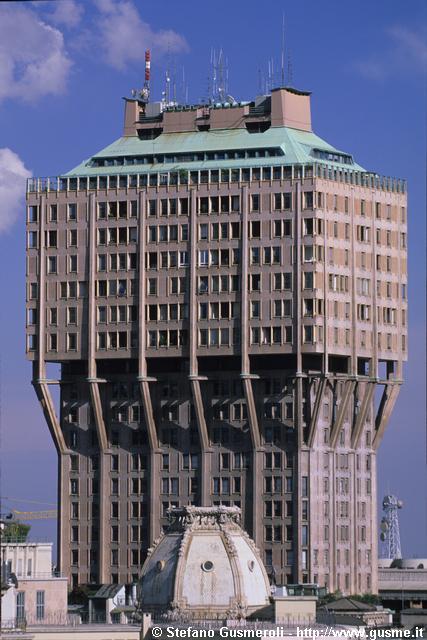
(143, 50, 151, 102)
(217, 48, 225, 102)
(181, 66, 185, 104)
(267, 57, 274, 93)
(164, 44, 171, 106)
(211, 48, 217, 102)
(380, 494, 403, 559)
(161, 43, 178, 108)
(181, 66, 189, 105)
(172, 58, 177, 104)
(131, 49, 151, 103)
(206, 53, 212, 104)
(287, 50, 293, 87)
(281, 13, 285, 86)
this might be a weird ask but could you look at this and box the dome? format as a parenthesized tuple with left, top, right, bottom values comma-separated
(138, 506, 271, 619)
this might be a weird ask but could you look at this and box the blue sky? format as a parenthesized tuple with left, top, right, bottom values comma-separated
(0, 0, 426, 557)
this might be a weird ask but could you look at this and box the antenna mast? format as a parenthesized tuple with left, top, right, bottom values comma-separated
(142, 49, 151, 102)
(281, 13, 285, 86)
(287, 50, 293, 87)
(380, 494, 403, 559)
(217, 48, 225, 102)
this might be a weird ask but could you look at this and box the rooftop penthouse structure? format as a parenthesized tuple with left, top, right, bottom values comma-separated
(26, 86, 407, 594)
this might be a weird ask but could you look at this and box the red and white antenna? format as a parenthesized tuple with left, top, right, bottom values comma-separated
(142, 49, 151, 102)
(145, 50, 151, 83)
(131, 49, 151, 103)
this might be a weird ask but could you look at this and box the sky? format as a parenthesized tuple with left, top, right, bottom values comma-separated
(0, 0, 426, 558)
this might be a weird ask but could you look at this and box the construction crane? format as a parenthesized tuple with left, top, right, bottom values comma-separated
(0, 497, 57, 522)
(11, 510, 57, 520)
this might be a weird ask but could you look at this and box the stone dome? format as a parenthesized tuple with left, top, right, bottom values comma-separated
(138, 506, 271, 619)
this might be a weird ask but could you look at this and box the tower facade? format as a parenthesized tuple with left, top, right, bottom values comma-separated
(26, 87, 407, 593)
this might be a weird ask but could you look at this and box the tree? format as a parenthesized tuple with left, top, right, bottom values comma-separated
(350, 593, 381, 605)
(318, 590, 343, 606)
(2, 522, 31, 543)
(69, 584, 91, 605)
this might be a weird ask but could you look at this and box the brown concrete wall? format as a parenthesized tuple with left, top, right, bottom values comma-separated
(26, 158, 406, 590)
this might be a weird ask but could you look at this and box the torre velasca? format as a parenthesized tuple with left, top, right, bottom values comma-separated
(26, 87, 407, 593)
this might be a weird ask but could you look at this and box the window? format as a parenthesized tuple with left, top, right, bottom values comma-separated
(199, 250, 208, 266)
(16, 592, 25, 622)
(28, 231, 38, 248)
(69, 229, 78, 247)
(250, 221, 261, 238)
(47, 256, 57, 274)
(283, 193, 292, 209)
(250, 273, 261, 291)
(303, 272, 313, 289)
(67, 333, 77, 351)
(179, 251, 188, 266)
(68, 203, 77, 221)
(97, 228, 107, 245)
(67, 307, 77, 325)
(303, 245, 314, 262)
(251, 300, 260, 318)
(251, 247, 260, 265)
(98, 202, 107, 219)
(36, 591, 45, 621)
(148, 278, 157, 295)
(303, 325, 313, 343)
(304, 192, 313, 209)
(302, 476, 309, 497)
(46, 229, 57, 247)
(29, 205, 38, 222)
(251, 194, 260, 211)
(28, 309, 38, 325)
(29, 282, 38, 299)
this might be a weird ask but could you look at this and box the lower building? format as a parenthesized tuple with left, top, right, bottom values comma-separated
(317, 597, 392, 627)
(88, 584, 137, 624)
(0, 540, 68, 628)
(379, 558, 427, 613)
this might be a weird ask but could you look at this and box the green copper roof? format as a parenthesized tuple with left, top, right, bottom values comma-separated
(65, 125, 365, 176)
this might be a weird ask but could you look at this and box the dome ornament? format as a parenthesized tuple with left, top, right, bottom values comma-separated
(138, 506, 270, 620)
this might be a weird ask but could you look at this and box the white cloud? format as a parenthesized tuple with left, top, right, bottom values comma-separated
(387, 25, 427, 65)
(48, 0, 84, 29)
(0, 5, 72, 103)
(93, 0, 189, 70)
(0, 149, 32, 234)
(354, 59, 391, 81)
(354, 24, 427, 81)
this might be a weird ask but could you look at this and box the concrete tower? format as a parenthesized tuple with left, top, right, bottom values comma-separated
(26, 86, 407, 594)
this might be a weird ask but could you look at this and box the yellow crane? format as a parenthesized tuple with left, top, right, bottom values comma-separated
(11, 510, 57, 520)
(0, 497, 58, 522)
